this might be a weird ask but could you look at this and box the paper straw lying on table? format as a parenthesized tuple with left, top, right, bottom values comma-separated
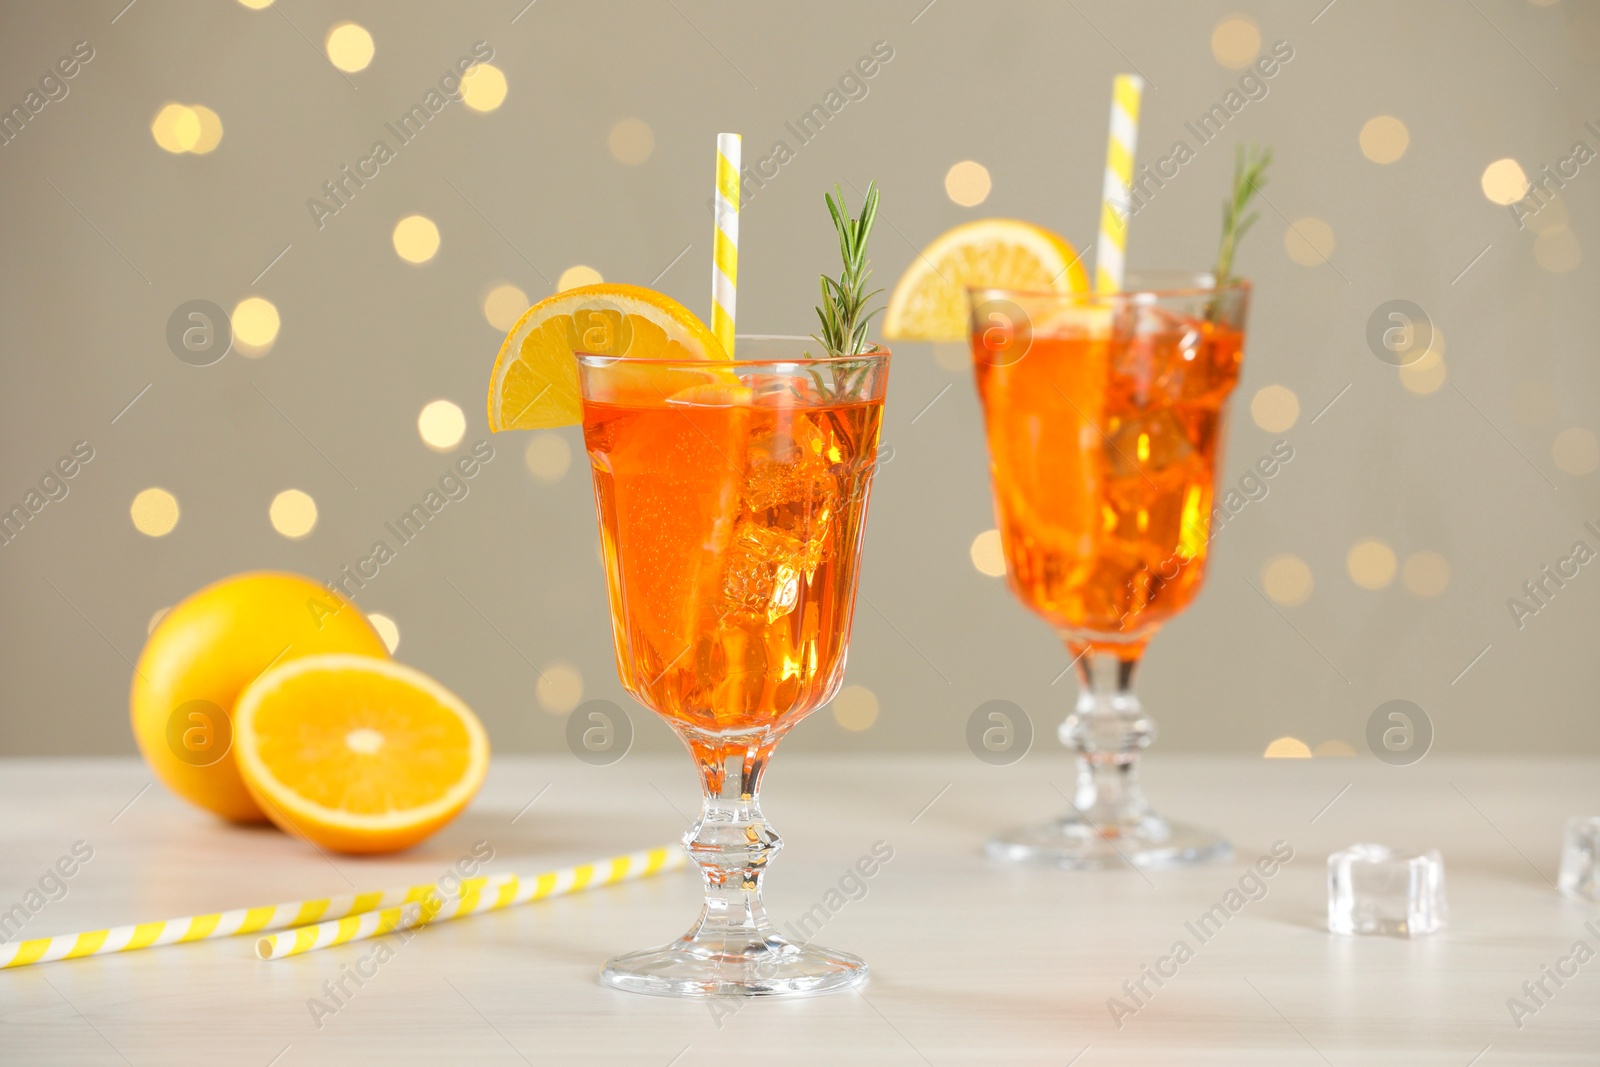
(1093, 73, 1144, 294)
(258, 845, 687, 961)
(0, 845, 682, 970)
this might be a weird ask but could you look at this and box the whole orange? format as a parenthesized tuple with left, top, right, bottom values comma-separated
(131, 572, 388, 821)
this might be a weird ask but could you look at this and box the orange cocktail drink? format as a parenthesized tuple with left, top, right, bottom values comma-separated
(579, 341, 889, 997)
(970, 275, 1248, 869)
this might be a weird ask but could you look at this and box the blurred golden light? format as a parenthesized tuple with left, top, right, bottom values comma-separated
(1359, 115, 1409, 164)
(131, 488, 179, 537)
(148, 606, 170, 634)
(1313, 740, 1356, 757)
(1250, 385, 1299, 432)
(1552, 427, 1599, 475)
(558, 265, 603, 291)
(832, 685, 880, 732)
(536, 663, 583, 714)
(944, 161, 992, 207)
(151, 104, 197, 154)
(1401, 551, 1451, 598)
(1534, 228, 1581, 273)
(187, 105, 223, 154)
(970, 529, 1006, 577)
(393, 215, 440, 264)
(1211, 16, 1261, 69)
(524, 433, 571, 482)
(1263, 736, 1311, 758)
(461, 63, 508, 112)
(483, 283, 529, 332)
(367, 612, 400, 654)
(1284, 218, 1336, 266)
(418, 400, 466, 452)
(325, 22, 375, 73)
(237, 0, 274, 8)
(1399, 344, 1446, 395)
(933, 343, 968, 373)
(608, 118, 655, 165)
(232, 296, 280, 356)
(268, 489, 318, 539)
(1261, 554, 1313, 606)
(1481, 158, 1530, 205)
(1347, 539, 1397, 590)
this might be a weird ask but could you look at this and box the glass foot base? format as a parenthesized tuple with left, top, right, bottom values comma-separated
(987, 814, 1231, 870)
(601, 935, 867, 998)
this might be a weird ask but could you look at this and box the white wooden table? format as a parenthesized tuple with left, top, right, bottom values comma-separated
(1, 753, 1596, 1064)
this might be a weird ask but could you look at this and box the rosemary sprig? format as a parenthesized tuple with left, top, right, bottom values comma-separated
(812, 181, 882, 358)
(1213, 144, 1272, 286)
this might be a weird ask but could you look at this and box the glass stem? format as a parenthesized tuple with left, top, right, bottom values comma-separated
(1060, 645, 1155, 831)
(681, 733, 782, 947)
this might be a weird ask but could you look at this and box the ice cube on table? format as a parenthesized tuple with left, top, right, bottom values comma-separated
(1327, 843, 1447, 937)
(1559, 816, 1600, 902)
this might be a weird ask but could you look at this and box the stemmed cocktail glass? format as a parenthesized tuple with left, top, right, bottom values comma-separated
(578, 338, 890, 996)
(969, 273, 1248, 869)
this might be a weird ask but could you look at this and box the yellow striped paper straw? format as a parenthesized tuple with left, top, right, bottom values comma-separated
(711, 132, 741, 357)
(257, 845, 687, 961)
(0, 870, 512, 970)
(1094, 73, 1145, 294)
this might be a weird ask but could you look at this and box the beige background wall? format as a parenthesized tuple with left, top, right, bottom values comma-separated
(1, 0, 1596, 758)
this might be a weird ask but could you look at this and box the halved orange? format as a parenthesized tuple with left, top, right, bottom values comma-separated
(233, 654, 489, 854)
(883, 219, 1090, 341)
(487, 283, 730, 430)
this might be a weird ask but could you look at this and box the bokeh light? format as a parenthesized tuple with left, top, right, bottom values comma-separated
(1313, 740, 1356, 757)
(1552, 427, 1599, 475)
(1261, 554, 1313, 606)
(418, 400, 466, 452)
(536, 663, 584, 714)
(1534, 228, 1581, 273)
(483, 283, 529, 332)
(461, 64, 508, 112)
(1284, 218, 1336, 266)
(1347, 539, 1397, 590)
(832, 685, 880, 731)
(237, 0, 274, 8)
(393, 215, 440, 264)
(944, 161, 992, 207)
(1481, 158, 1530, 205)
(151, 104, 197, 154)
(1263, 736, 1311, 758)
(970, 529, 1006, 577)
(524, 433, 571, 482)
(131, 488, 179, 537)
(1359, 115, 1409, 164)
(608, 118, 655, 165)
(558, 265, 603, 291)
(1211, 16, 1261, 68)
(231, 296, 280, 356)
(268, 489, 318, 539)
(1401, 551, 1451, 597)
(367, 612, 401, 654)
(325, 22, 375, 73)
(1250, 385, 1299, 432)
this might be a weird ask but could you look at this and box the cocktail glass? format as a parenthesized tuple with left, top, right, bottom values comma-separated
(577, 337, 890, 996)
(968, 273, 1248, 869)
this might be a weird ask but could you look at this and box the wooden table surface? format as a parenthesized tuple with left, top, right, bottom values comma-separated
(0, 753, 1596, 1065)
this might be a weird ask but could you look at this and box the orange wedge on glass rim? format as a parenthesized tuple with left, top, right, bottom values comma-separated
(487, 283, 731, 431)
(233, 654, 489, 854)
(883, 219, 1091, 342)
